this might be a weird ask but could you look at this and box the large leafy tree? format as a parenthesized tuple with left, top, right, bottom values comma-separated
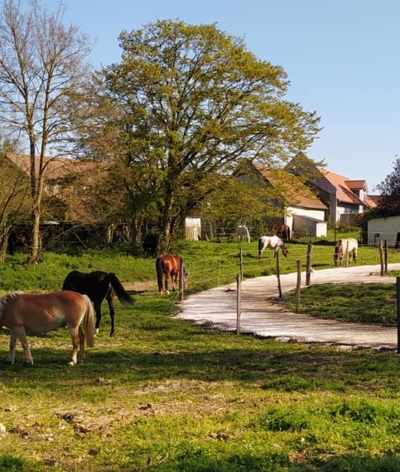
(374, 156, 400, 215)
(99, 20, 321, 245)
(0, 0, 92, 262)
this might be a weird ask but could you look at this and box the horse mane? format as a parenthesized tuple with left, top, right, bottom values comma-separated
(0, 291, 25, 315)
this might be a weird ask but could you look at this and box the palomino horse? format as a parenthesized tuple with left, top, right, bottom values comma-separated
(156, 255, 187, 294)
(235, 225, 251, 243)
(272, 223, 291, 241)
(62, 270, 134, 336)
(0, 290, 95, 366)
(334, 238, 358, 266)
(258, 235, 289, 259)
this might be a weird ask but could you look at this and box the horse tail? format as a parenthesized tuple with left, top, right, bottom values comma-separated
(82, 294, 95, 348)
(107, 273, 134, 304)
(156, 256, 164, 292)
(287, 226, 291, 240)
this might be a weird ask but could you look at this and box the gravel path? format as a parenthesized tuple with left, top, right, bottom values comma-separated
(176, 264, 400, 350)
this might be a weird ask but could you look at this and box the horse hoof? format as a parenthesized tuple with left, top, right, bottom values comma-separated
(23, 360, 33, 367)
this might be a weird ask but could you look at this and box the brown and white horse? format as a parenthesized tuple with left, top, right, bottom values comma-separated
(258, 236, 289, 259)
(0, 290, 95, 366)
(156, 255, 187, 294)
(334, 238, 358, 266)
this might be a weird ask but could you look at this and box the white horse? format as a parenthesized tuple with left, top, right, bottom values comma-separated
(334, 238, 358, 266)
(258, 236, 289, 259)
(236, 225, 250, 243)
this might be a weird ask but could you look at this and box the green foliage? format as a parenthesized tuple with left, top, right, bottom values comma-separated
(97, 19, 321, 236)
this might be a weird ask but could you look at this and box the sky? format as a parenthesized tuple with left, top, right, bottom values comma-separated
(42, 0, 400, 193)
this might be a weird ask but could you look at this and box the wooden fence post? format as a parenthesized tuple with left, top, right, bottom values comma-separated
(179, 258, 184, 301)
(397, 277, 400, 354)
(295, 259, 301, 313)
(276, 250, 282, 298)
(380, 241, 384, 276)
(306, 243, 313, 286)
(239, 247, 243, 281)
(384, 240, 388, 274)
(236, 274, 241, 334)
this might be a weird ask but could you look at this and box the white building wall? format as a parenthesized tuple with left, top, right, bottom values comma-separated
(367, 216, 400, 247)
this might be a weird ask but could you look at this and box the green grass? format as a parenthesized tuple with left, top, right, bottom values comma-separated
(1, 236, 400, 471)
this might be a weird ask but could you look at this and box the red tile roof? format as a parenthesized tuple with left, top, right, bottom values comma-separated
(253, 163, 328, 210)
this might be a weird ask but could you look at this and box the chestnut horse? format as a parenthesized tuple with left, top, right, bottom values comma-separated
(272, 223, 291, 241)
(334, 238, 358, 266)
(156, 255, 187, 294)
(0, 290, 95, 366)
(62, 270, 134, 336)
(258, 236, 289, 259)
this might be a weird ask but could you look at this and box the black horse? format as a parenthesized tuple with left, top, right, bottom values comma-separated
(62, 270, 134, 336)
(142, 234, 160, 258)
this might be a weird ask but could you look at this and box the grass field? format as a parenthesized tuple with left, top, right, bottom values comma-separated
(1, 234, 400, 471)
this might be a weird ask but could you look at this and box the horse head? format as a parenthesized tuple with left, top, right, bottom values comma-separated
(333, 240, 342, 266)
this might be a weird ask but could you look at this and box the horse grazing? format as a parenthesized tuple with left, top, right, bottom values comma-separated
(143, 234, 160, 258)
(334, 238, 358, 266)
(272, 224, 291, 241)
(156, 255, 187, 294)
(258, 236, 289, 259)
(62, 270, 134, 336)
(0, 290, 95, 366)
(235, 225, 250, 243)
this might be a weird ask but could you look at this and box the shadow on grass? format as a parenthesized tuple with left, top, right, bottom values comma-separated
(0, 341, 398, 394)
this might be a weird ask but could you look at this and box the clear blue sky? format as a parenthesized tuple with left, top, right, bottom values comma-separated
(44, 0, 400, 193)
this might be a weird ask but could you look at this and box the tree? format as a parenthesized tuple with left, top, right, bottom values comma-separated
(98, 19, 321, 245)
(0, 152, 31, 259)
(373, 156, 400, 216)
(0, 0, 92, 262)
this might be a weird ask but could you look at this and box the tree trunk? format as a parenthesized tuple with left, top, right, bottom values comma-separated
(28, 198, 42, 264)
(129, 217, 142, 256)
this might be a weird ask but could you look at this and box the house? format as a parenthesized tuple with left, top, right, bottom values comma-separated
(286, 152, 377, 227)
(235, 160, 328, 237)
(312, 169, 377, 227)
(6, 153, 107, 195)
(367, 215, 400, 248)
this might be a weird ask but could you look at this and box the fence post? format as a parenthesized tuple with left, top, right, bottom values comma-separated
(179, 258, 184, 301)
(236, 274, 241, 334)
(240, 247, 243, 281)
(295, 259, 301, 313)
(397, 277, 400, 354)
(306, 243, 313, 286)
(380, 241, 384, 276)
(384, 240, 388, 274)
(276, 250, 282, 298)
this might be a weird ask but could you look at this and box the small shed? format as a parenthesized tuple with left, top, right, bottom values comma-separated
(184, 217, 201, 241)
(293, 215, 327, 238)
(367, 215, 400, 247)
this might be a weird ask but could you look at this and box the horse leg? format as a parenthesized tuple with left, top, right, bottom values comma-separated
(106, 293, 116, 337)
(93, 301, 102, 335)
(68, 327, 80, 366)
(171, 273, 177, 292)
(7, 331, 18, 365)
(164, 274, 170, 294)
(78, 326, 85, 362)
(12, 327, 33, 366)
